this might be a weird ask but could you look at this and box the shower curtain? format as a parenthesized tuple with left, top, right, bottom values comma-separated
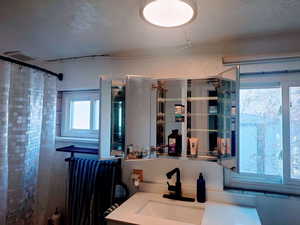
(0, 60, 57, 225)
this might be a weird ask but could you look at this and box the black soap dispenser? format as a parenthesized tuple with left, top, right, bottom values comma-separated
(197, 173, 206, 203)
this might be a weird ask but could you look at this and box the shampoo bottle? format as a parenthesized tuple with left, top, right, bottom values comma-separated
(168, 129, 182, 156)
(197, 173, 206, 203)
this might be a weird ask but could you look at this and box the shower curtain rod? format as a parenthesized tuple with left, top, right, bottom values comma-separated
(0, 55, 63, 81)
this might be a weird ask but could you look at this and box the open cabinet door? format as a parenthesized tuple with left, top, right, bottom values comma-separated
(99, 76, 126, 159)
(125, 76, 154, 159)
(217, 66, 240, 171)
(99, 75, 154, 159)
(99, 76, 111, 159)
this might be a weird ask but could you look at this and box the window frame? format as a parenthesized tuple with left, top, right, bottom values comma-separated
(283, 82, 300, 186)
(225, 72, 300, 195)
(61, 90, 100, 139)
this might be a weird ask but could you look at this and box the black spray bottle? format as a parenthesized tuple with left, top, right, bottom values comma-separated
(197, 173, 206, 203)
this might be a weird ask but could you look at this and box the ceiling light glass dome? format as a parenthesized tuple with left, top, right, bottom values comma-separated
(141, 0, 197, 28)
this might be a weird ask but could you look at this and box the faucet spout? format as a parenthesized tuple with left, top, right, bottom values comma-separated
(166, 168, 180, 180)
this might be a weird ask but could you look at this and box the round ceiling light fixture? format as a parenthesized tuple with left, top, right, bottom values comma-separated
(141, 0, 197, 28)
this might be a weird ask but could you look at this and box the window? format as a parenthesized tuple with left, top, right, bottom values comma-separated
(225, 73, 300, 195)
(289, 87, 300, 180)
(61, 91, 99, 138)
(239, 87, 283, 176)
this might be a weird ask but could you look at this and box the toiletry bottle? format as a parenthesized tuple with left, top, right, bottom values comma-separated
(187, 138, 191, 156)
(168, 129, 182, 156)
(175, 104, 185, 122)
(176, 131, 182, 156)
(197, 173, 206, 203)
(189, 137, 199, 157)
(51, 208, 62, 225)
(127, 144, 133, 155)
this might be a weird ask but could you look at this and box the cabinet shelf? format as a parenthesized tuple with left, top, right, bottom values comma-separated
(155, 153, 218, 161)
(187, 128, 218, 132)
(157, 113, 233, 118)
(157, 97, 218, 102)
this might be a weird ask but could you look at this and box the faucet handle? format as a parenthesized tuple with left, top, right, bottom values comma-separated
(167, 181, 170, 188)
(167, 182, 176, 192)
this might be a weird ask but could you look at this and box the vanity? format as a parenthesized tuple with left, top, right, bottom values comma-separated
(102, 68, 261, 225)
(106, 192, 261, 225)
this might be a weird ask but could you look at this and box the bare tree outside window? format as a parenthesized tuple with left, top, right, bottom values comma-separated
(289, 87, 300, 179)
(239, 88, 283, 176)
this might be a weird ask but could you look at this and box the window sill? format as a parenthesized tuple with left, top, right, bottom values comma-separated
(56, 136, 99, 144)
(56, 145, 98, 156)
(224, 169, 300, 196)
(224, 187, 289, 198)
(224, 187, 300, 200)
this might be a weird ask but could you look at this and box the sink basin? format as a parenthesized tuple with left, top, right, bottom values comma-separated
(106, 193, 261, 225)
(137, 200, 204, 225)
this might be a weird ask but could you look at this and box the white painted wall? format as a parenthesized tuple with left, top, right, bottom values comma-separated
(48, 54, 300, 225)
(43, 54, 300, 91)
(45, 54, 226, 90)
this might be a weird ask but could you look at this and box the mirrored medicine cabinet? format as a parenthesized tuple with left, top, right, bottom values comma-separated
(99, 67, 239, 169)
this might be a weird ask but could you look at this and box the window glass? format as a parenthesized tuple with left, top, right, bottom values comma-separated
(239, 88, 283, 176)
(289, 87, 300, 179)
(94, 100, 100, 130)
(71, 101, 91, 129)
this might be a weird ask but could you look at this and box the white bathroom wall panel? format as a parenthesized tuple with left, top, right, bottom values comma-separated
(122, 159, 224, 194)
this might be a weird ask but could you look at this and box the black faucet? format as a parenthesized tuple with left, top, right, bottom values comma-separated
(163, 168, 194, 202)
(166, 168, 182, 197)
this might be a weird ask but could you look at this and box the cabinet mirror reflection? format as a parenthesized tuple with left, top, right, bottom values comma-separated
(155, 78, 236, 162)
(111, 81, 126, 155)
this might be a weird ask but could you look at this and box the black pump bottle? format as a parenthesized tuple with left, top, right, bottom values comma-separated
(197, 173, 206, 203)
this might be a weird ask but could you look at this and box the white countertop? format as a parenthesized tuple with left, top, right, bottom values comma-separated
(106, 192, 261, 225)
(201, 201, 261, 225)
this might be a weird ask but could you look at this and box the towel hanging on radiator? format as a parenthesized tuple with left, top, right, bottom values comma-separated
(68, 158, 120, 225)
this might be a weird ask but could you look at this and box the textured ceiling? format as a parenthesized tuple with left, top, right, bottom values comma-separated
(1, 0, 300, 59)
